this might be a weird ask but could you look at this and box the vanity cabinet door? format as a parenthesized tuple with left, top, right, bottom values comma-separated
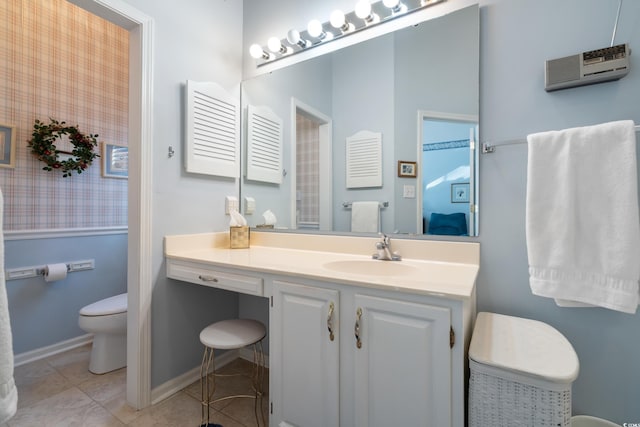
(271, 281, 340, 427)
(353, 294, 452, 427)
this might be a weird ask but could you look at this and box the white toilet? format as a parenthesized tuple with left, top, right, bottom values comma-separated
(78, 293, 127, 374)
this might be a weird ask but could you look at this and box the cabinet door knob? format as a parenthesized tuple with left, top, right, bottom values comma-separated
(327, 302, 335, 342)
(355, 307, 362, 349)
(198, 275, 218, 283)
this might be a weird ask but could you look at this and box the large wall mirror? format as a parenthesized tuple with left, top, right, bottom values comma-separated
(240, 4, 479, 238)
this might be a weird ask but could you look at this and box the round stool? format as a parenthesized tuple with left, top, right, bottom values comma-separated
(199, 319, 267, 427)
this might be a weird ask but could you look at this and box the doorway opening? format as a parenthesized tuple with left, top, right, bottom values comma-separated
(291, 100, 333, 231)
(418, 111, 478, 236)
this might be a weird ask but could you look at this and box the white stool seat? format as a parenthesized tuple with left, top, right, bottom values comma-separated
(200, 319, 266, 350)
(198, 318, 267, 426)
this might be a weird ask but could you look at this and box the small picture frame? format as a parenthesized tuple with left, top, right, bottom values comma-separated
(102, 142, 128, 179)
(451, 182, 470, 203)
(0, 124, 16, 169)
(397, 161, 417, 178)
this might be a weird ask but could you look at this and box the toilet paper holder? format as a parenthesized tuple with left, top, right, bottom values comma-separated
(5, 259, 95, 281)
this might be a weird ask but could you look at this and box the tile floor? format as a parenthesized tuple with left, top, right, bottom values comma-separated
(1, 344, 269, 427)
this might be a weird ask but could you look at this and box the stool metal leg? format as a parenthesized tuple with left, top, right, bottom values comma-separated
(200, 346, 221, 427)
(252, 340, 266, 427)
(200, 339, 266, 427)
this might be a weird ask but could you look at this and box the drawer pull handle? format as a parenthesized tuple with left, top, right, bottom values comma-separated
(327, 302, 335, 342)
(355, 307, 362, 349)
(198, 275, 218, 283)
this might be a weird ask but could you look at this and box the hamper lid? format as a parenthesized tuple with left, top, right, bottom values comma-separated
(469, 312, 579, 384)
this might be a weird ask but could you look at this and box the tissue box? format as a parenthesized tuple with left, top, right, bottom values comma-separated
(230, 226, 250, 249)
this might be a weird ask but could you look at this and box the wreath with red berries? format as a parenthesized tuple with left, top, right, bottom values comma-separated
(28, 118, 99, 177)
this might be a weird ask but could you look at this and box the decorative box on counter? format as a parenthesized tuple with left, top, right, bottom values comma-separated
(230, 226, 250, 249)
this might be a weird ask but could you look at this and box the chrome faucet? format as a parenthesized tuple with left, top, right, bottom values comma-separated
(372, 233, 401, 261)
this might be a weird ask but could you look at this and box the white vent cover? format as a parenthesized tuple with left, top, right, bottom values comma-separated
(346, 130, 382, 188)
(246, 104, 283, 184)
(185, 80, 239, 178)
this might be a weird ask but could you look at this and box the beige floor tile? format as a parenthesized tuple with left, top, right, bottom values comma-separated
(8, 387, 124, 427)
(76, 367, 140, 424)
(77, 367, 126, 403)
(45, 344, 95, 385)
(217, 394, 269, 427)
(126, 391, 203, 427)
(13, 359, 72, 409)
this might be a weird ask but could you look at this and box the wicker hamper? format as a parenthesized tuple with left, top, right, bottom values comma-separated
(468, 312, 579, 427)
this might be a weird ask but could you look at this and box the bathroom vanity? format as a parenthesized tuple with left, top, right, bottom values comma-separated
(164, 231, 479, 427)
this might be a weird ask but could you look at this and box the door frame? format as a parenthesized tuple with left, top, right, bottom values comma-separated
(416, 110, 478, 235)
(68, 0, 154, 409)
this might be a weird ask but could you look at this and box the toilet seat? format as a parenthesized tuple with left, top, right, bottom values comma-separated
(80, 293, 127, 316)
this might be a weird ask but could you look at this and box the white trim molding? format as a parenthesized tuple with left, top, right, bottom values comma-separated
(4, 226, 128, 241)
(14, 334, 93, 367)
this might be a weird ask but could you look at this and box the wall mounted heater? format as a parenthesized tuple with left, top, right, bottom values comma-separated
(545, 43, 630, 92)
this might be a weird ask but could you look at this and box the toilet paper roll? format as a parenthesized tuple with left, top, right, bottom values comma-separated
(44, 263, 68, 282)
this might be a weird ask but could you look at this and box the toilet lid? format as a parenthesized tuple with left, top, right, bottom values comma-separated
(80, 293, 127, 316)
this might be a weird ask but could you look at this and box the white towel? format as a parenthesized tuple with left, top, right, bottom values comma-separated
(351, 201, 380, 233)
(526, 120, 640, 314)
(0, 188, 17, 423)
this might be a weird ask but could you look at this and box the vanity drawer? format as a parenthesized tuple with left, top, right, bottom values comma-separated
(167, 259, 263, 296)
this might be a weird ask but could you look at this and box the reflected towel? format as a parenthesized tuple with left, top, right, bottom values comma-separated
(351, 201, 380, 233)
(526, 120, 640, 314)
(0, 189, 17, 423)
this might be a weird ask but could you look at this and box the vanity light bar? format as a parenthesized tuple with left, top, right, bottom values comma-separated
(249, 0, 445, 66)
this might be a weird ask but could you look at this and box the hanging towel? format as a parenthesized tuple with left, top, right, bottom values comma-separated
(351, 201, 380, 233)
(0, 189, 17, 423)
(526, 120, 640, 314)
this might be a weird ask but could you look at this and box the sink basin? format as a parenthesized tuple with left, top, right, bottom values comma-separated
(322, 260, 418, 276)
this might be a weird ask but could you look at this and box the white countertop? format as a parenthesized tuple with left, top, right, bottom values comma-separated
(164, 231, 479, 300)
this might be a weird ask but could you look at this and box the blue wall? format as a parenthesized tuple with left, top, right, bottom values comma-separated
(5, 232, 127, 355)
(478, 0, 640, 422)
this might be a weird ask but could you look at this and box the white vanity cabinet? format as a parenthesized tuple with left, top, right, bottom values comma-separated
(164, 231, 479, 427)
(353, 294, 452, 427)
(271, 281, 340, 427)
(271, 279, 464, 427)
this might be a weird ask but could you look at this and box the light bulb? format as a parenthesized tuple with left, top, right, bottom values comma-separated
(355, 0, 379, 24)
(249, 43, 269, 60)
(268, 37, 286, 54)
(307, 19, 325, 38)
(330, 9, 353, 32)
(287, 29, 310, 48)
(355, 0, 372, 19)
(383, 0, 407, 14)
(330, 10, 345, 28)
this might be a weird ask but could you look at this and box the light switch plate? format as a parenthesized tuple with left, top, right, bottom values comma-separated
(225, 196, 239, 214)
(245, 197, 255, 215)
(403, 185, 416, 198)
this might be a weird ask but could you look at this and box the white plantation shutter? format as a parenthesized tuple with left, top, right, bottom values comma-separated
(185, 80, 239, 177)
(246, 104, 283, 184)
(346, 130, 382, 188)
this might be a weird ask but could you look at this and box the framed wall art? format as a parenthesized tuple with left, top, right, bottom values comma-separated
(102, 142, 128, 179)
(398, 160, 417, 178)
(0, 124, 16, 169)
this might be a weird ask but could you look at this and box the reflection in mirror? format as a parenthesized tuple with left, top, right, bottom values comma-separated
(241, 4, 479, 238)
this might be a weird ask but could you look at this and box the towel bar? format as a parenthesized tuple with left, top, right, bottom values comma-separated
(342, 201, 389, 209)
(482, 125, 640, 154)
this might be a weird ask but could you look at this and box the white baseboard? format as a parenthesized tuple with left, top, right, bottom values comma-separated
(150, 349, 270, 406)
(14, 334, 94, 367)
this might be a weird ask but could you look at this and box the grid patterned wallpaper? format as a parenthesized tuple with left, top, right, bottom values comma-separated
(296, 114, 320, 226)
(0, 0, 129, 231)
